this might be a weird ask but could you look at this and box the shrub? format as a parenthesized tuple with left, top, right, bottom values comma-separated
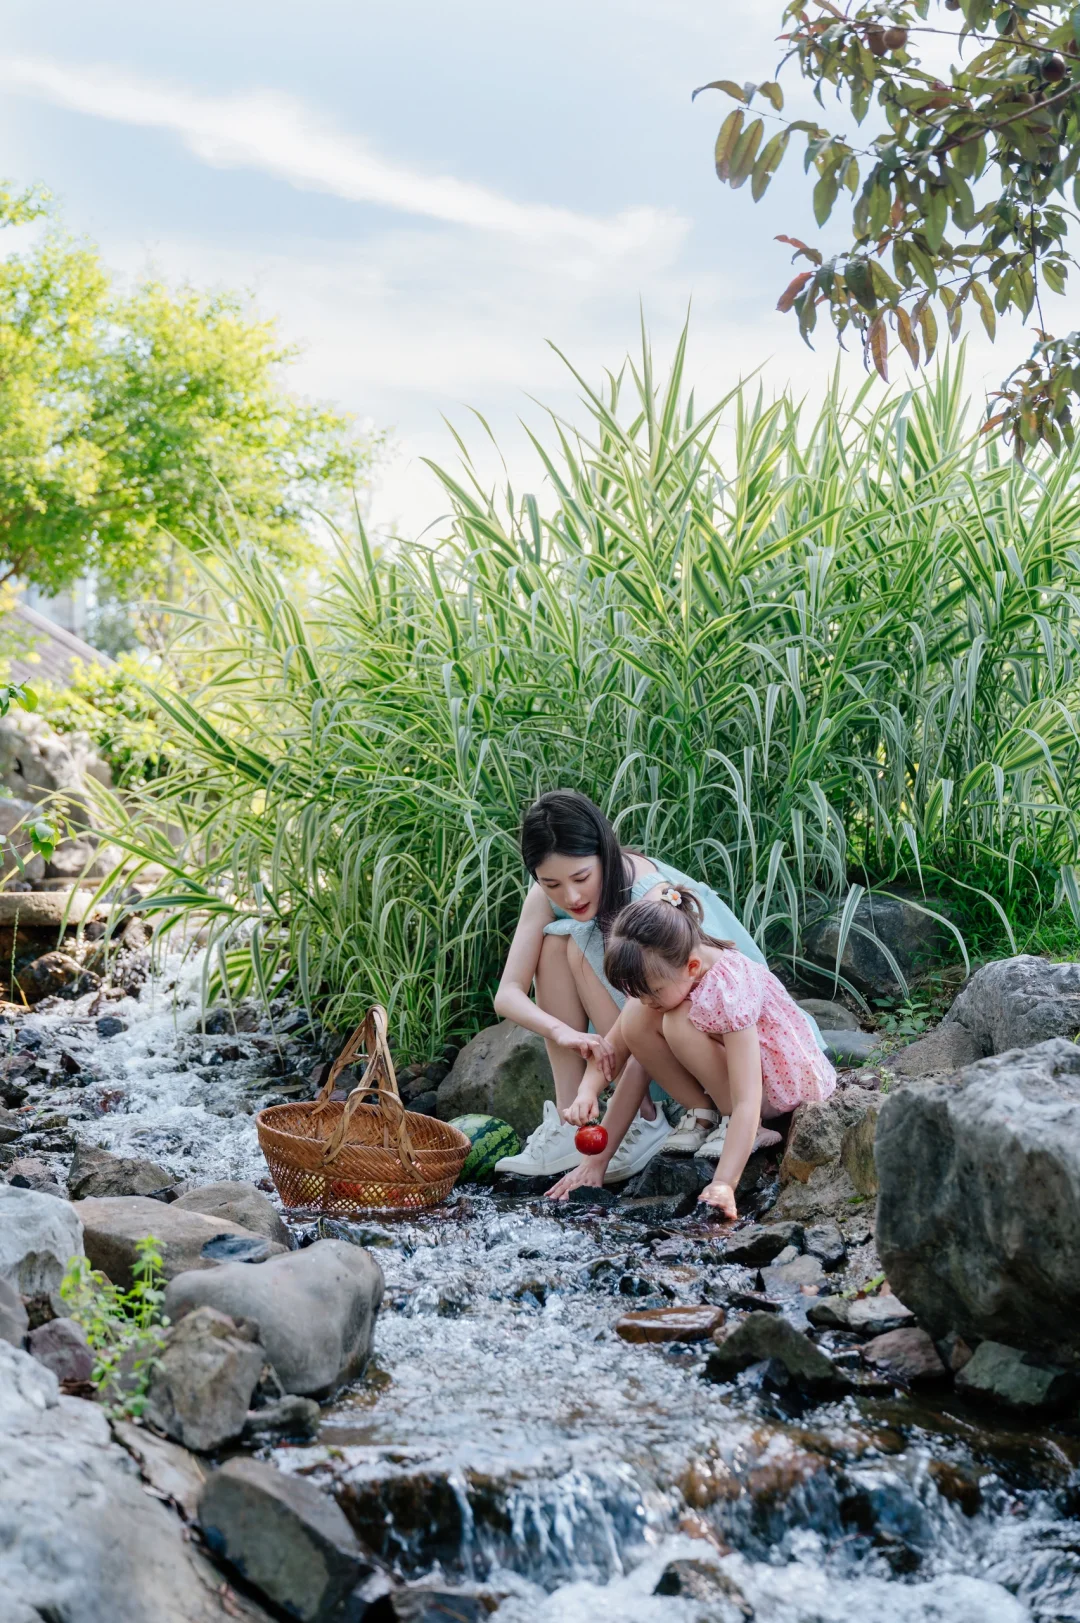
(60, 1233, 168, 1416)
(94, 334, 1080, 1054)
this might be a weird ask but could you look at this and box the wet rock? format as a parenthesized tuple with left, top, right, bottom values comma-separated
(939, 1330, 974, 1372)
(0, 795, 46, 883)
(654, 1558, 753, 1616)
(862, 1327, 947, 1386)
(802, 889, 959, 1000)
(780, 1087, 878, 1184)
(16, 950, 83, 1004)
(198, 1456, 376, 1621)
(112, 1419, 208, 1521)
(942, 955, 1080, 1055)
(769, 1159, 863, 1224)
(625, 1153, 711, 1201)
(876, 1037, 1080, 1364)
(617, 1191, 698, 1223)
(955, 1340, 1079, 1412)
(144, 1306, 265, 1452)
(75, 1195, 282, 1288)
(885, 1024, 982, 1079)
(0, 1276, 28, 1345)
(369, 1592, 489, 1622)
(705, 1311, 842, 1394)
(807, 1293, 914, 1335)
(68, 1140, 176, 1200)
(5, 1155, 65, 1195)
(722, 1221, 804, 1265)
(615, 1304, 724, 1343)
(927, 1459, 982, 1518)
(802, 1220, 845, 1269)
(27, 1316, 93, 1385)
(173, 1181, 292, 1239)
(0, 1105, 23, 1144)
(824, 1030, 881, 1067)
(201, 1233, 277, 1264)
(798, 998, 858, 1032)
(164, 1238, 383, 1398)
(435, 1019, 555, 1142)
(839, 1096, 884, 1197)
(95, 1014, 127, 1039)
(242, 1394, 322, 1441)
(759, 1253, 826, 1291)
(0, 1184, 84, 1307)
(0, 1341, 272, 1622)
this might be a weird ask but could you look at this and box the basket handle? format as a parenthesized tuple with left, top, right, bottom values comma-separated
(314, 1006, 423, 1181)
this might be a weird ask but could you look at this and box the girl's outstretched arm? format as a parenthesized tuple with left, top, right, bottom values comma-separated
(698, 1026, 763, 1221)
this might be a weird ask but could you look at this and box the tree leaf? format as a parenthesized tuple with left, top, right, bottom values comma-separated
(728, 120, 765, 189)
(896, 306, 921, 367)
(868, 315, 889, 381)
(715, 110, 746, 181)
(776, 234, 823, 266)
(758, 80, 784, 111)
(777, 271, 814, 313)
(752, 130, 790, 202)
(693, 79, 748, 103)
(918, 302, 938, 364)
(813, 169, 841, 226)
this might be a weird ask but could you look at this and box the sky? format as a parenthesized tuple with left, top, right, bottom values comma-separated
(0, 0, 1062, 540)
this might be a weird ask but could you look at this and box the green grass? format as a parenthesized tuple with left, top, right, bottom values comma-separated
(89, 328, 1080, 1056)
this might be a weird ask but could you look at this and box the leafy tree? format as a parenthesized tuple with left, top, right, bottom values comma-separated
(698, 1, 1080, 454)
(0, 182, 375, 597)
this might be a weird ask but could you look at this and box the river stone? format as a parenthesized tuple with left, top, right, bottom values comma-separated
(769, 1159, 863, 1225)
(68, 1140, 176, 1200)
(144, 1306, 266, 1452)
(723, 1221, 804, 1265)
(0, 1341, 273, 1623)
(760, 1252, 826, 1292)
(807, 1293, 914, 1335)
(0, 887, 101, 930)
(840, 1094, 885, 1197)
(435, 1020, 555, 1142)
(0, 1183, 84, 1307)
(0, 796, 45, 883)
(863, 1327, 947, 1386)
(242, 1395, 322, 1441)
(5, 1155, 65, 1195)
(0, 1275, 28, 1346)
(705, 1311, 840, 1393)
(780, 1087, 878, 1184)
(802, 1220, 846, 1269)
(615, 1305, 724, 1343)
(802, 889, 958, 1000)
(199, 1456, 375, 1621)
(375, 1595, 489, 1622)
(75, 1195, 282, 1289)
(876, 1037, 1080, 1365)
(16, 950, 83, 1003)
(955, 1340, 1079, 1412)
(0, 1104, 23, 1144)
(27, 1316, 94, 1385)
(885, 1024, 983, 1079)
(823, 1030, 882, 1067)
(654, 1559, 753, 1615)
(164, 1238, 383, 1398)
(798, 998, 859, 1032)
(942, 955, 1080, 1056)
(112, 1419, 208, 1521)
(173, 1180, 291, 1248)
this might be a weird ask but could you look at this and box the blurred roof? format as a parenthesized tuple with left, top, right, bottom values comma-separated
(6, 603, 115, 690)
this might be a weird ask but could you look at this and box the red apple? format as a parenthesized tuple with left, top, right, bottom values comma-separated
(575, 1124, 609, 1155)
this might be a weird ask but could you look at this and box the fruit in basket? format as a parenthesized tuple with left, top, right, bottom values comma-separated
(449, 1115, 521, 1182)
(574, 1124, 609, 1155)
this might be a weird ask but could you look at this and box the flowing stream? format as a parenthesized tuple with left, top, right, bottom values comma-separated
(16, 962, 1080, 1623)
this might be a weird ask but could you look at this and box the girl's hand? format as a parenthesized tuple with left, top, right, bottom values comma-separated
(548, 1022, 614, 1068)
(563, 1086, 602, 1128)
(545, 1157, 608, 1201)
(698, 1179, 738, 1221)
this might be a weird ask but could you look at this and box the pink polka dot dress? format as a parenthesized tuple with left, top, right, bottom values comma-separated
(688, 950, 837, 1116)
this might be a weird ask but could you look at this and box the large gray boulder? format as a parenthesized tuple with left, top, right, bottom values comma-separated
(876, 1038, 1080, 1365)
(0, 1341, 272, 1622)
(144, 1306, 266, 1452)
(173, 1180, 291, 1248)
(779, 1087, 878, 1184)
(436, 1019, 555, 1141)
(941, 955, 1080, 1056)
(68, 1141, 176, 1200)
(164, 1239, 383, 1398)
(802, 888, 958, 1000)
(0, 1183, 84, 1308)
(75, 1195, 284, 1288)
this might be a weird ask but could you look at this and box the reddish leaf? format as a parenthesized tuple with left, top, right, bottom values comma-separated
(776, 234, 823, 266)
(777, 271, 814, 312)
(895, 307, 920, 368)
(868, 315, 889, 381)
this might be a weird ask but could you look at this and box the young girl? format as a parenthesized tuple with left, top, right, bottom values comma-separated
(547, 884, 836, 1218)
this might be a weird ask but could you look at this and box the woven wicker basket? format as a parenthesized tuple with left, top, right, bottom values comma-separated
(256, 1006, 470, 1214)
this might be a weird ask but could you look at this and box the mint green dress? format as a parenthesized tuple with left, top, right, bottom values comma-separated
(544, 856, 827, 1059)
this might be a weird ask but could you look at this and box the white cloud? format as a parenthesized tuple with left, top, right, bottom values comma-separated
(0, 54, 684, 262)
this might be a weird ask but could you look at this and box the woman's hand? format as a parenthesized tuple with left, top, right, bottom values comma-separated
(698, 1179, 738, 1221)
(563, 1083, 602, 1127)
(548, 1022, 614, 1068)
(544, 1157, 609, 1201)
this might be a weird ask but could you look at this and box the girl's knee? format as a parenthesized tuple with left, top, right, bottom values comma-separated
(622, 997, 663, 1044)
(661, 1003, 695, 1043)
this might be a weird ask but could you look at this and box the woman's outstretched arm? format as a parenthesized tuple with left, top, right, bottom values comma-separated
(493, 885, 612, 1064)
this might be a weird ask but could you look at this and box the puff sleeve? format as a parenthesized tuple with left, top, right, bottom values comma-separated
(688, 954, 767, 1036)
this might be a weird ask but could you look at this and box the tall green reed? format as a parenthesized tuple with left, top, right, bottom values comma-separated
(96, 332, 1080, 1053)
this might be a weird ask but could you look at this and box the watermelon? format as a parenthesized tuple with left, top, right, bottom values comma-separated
(449, 1115, 521, 1183)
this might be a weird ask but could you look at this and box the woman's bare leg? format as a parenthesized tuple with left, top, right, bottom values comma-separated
(533, 933, 588, 1113)
(565, 944, 659, 1121)
(620, 999, 717, 1115)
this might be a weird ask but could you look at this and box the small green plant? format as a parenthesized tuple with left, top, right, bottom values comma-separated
(60, 1233, 168, 1416)
(873, 995, 935, 1038)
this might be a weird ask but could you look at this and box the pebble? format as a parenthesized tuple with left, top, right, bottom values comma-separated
(615, 1305, 725, 1344)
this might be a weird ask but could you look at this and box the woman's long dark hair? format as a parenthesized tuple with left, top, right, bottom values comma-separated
(520, 790, 633, 934)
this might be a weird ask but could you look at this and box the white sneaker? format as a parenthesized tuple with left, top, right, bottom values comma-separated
(693, 1118, 730, 1161)
(664, 1109, 719, 1155)
(494, 1100, 582, 1177)
(603, 1111, 672, 1184)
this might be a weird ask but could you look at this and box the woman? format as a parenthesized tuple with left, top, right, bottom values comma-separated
(492, 790, 816, 1181)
